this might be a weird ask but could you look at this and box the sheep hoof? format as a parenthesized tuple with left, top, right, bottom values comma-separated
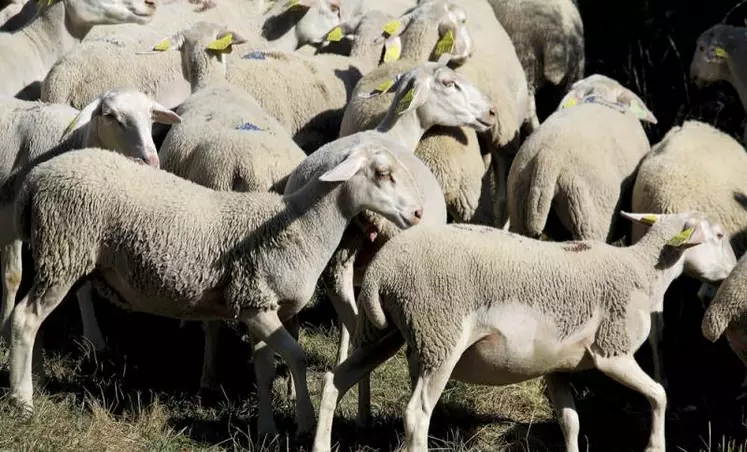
(9, 395, 34, 419)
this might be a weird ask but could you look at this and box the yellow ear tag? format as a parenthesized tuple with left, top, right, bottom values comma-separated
(714, 46, 728, 58)
(561, 96, 578, 109)
(153, 39, 171, 51)
(434, 29, 455, 57)
(395, 88, 414, 114)
(358, 78, 396, 98)
(383, 36, 401, 63)
(640, 215, 658, 225)
(59, 115, 80, 141)
(326, 26, 344, 42)
(383, 19, 400, 37)
(285, 0, 300, 9)
(667, 227, 694, 247)
(206, 34, 233, 51)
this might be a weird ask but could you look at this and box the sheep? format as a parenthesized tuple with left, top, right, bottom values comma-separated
(485, 0, 585, 120)
(283, 61, 494, 367)
(40, 0, 341, 110)
(1, 0, 157, 100)
(0, 88, 182, 347)
(689, 22, 747, 141)
(7, 131, 427, 438)
(312, 211, 737, 452)
(314, 9, 396, 70)
(702, 253, 747, 394)
(507, 73, 657, 244)
(631, 119, 747, 387)
(153, 21, 308, 392)
(344, 0, 537, 227)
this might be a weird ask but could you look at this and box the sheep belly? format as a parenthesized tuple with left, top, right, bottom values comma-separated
(450, 302, 598, 385)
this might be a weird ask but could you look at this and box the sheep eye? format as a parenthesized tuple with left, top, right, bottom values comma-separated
(375, 170, 390, 179)
(442, 79, 455, 88)
(717, 233, 724, 240)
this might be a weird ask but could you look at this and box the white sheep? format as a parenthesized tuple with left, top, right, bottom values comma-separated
(0, 88, 181, 347)
(485, 0, 585, 120)
(7, 131, 427, 438)
(1, 0, 156, 100)
(631, 119, 747, 387)
(284, 61, 493, 364)
(312, 211, 736, 452)
(507, 73, 657, 243)
(154, 21, 308, 392)
(702, 253, 747, 394)
(40, 0, 341, 110)
(689, 22, 747, 141)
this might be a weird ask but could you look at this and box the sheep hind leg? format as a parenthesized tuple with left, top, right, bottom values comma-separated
(0, 240, 23, 342)
(244, 309, 315, 436)
(199, 320, 221, 392)
(285, 315, 299, 402)
(10, 280, 76, 411)
(75, 281, 107, 351)
(313, 330, 404, 452)
(591, 353, 666, 452)
(648, 311, 667, 390)
(251, 336, 279, 436)
(545, 373, 580, 452)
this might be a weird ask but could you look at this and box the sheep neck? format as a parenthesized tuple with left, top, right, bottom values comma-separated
(189, 58, 228, 93)
(267, 27, 299, 51)
(281, 179, 355, 276)
(626, 226, 689, 314)
(21, 1, 90, 66)
(375, 108, 426, 152)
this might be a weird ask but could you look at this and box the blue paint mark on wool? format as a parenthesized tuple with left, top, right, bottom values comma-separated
(242, 51, 266, 60)
(236, 122, 262, 131)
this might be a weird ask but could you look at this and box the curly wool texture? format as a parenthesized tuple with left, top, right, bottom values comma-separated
(486, 0, 584, 93)
(507, 103, 650, 242)
(160, 81, 306, 194)
(15, 145, 376, 319)
(702, 253, 747, 344)
(355, 221, 690, 372)
(631, 120, 747, 257)
(226, 51, 364, 152)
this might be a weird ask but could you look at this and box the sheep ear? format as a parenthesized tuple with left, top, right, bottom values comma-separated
(151, 101, 182, 125)
(558, 89, 583, 110)
(620, 211, 660, 227)
(383, 36, 402, 63)
(151, 33, 184, 52)
(207, 31, 247, 53)
(616, 90, 658, 124)
(667, 223, 706, 248)
(319, 149, 368, 182)
(392, 76, 430, 116)
(59, 96, 103, 141)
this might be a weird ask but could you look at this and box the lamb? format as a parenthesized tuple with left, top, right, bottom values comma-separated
(485, 0, 585, 120)
(7, 132, 427, 438)
(283, 61, 494, 367)
(154, 21, 308, 392)
(689, 22, 747, 141)
(701, 253, 747, 394)
(40, 0, 341, 110)
(507, 73, 657, 243)
(631, 119, 747, 386)
(0, 88, 182, 347)
(312, 211, 737, 452)
(344, 0, 537, 226)
(1, 0, 156, 100)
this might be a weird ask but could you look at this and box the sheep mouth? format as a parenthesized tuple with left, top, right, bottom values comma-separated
(474, 118, 494, 131)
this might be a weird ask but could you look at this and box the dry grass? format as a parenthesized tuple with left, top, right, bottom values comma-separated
(1, 287, 747, 452)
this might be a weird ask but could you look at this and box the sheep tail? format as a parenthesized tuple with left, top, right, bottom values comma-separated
(702, 302, 730, 343)
(519, 158, 558, 238)
(358, 277, 387, 330)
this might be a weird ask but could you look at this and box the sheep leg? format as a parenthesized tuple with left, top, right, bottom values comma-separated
(313, 330, 404, 452)
(356, 372, 371, 427)
(244, 309, 315, 436)
(251, 336, 279, 436)
(199, 320, 221, 391)
(0, 240, 23, 341)
(545, 373, 580, 452)
(591, 353, 667, 452)
(10, 280, 74, 410)
(285, 315, 299, 402)
(75, 281, 107, 351)
(648, 311, 667, 389)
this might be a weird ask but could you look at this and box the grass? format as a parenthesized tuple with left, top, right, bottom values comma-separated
(2, 276, 747, 451)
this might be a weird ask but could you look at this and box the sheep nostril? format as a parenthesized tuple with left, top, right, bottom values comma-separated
(414, 208, 423, 219)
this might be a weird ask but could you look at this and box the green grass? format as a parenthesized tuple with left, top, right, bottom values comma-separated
(1, 286, 747, 451)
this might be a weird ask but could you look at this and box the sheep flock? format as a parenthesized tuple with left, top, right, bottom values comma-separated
(2, 0, 747, 451)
